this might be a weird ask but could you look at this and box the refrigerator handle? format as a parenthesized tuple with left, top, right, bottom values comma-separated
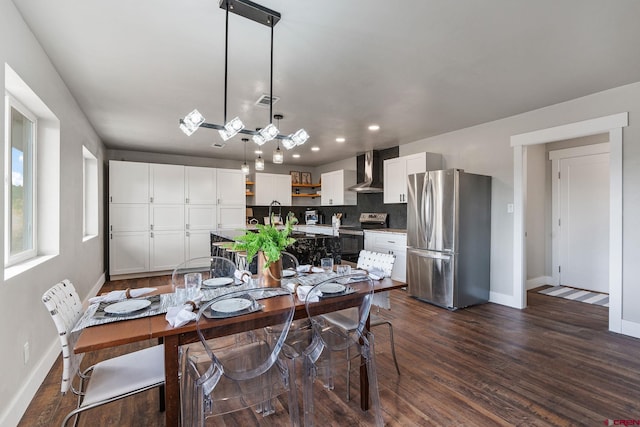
(425, 174, 433, 246)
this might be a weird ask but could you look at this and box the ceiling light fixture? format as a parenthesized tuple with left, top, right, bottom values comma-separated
(274, 114, 296, 150)
(178, 0, 309, 147)
(240, 138, 250, 175)
(368, 124, 380, 131)
(311, 146, 320, 152)
(336, 137, 345, 143)
(273, 146, 284, 164)
(255, 153, 265, 170)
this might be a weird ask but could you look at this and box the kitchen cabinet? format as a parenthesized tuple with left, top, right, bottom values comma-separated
(109, 161, 245, 277)
(216, 169, 246, 206)
(150, 163, 184, 204)
(254, 173, 292, 206)
(321, 170, 357, 206)
(383, 152, 443, 204)
(109, 161, 149, 203)
(186, 166, 217, 204)
(364, 230, 407, 282)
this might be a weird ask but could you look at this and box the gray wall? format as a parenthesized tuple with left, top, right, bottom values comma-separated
(0, 0, 107, 424)
(399, 82, 640, 327)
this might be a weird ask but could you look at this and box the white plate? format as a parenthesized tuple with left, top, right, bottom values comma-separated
(282, 269, 296, 278)
(351, 269, 367, 275)
(321, 282, 346, 294)
(104, 299, 151, 315)
(202, 277, 234, 288)
(211, 298, 253, 313)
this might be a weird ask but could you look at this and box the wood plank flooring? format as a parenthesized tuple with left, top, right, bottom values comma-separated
(20, 279, 640, 426)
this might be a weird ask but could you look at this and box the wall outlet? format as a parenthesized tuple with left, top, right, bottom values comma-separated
(23, 341, 30, 365)
(507, 203, 514, 213)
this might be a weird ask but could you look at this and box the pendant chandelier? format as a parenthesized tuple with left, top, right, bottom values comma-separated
(179, 0, 309, 154)
(240, 138, 250, 175)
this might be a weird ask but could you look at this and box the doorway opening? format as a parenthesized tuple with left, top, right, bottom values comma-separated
(511, 112, 627, 334)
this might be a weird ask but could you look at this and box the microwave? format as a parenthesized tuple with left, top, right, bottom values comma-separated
(305, 210, 323, 225)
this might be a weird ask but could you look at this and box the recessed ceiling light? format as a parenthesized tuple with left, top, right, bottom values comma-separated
(368, 124, 380, 131)
(254, 149, 263, 154)
(311, 146, 320, 151)
(336, 137, 345, 143)
(292, 154, 300, 158)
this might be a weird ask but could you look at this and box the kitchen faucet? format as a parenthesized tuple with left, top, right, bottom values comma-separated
(268, 200, 282, 224)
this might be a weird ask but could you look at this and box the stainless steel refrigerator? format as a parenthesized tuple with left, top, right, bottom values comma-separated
(406, 169, 491, 309)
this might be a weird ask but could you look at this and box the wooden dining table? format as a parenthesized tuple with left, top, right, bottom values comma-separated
(74, 277, 405, 427)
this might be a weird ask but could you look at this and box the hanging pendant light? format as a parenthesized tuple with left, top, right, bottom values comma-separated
(255, 153, 265, 170)
(253, 15, 279, 146)
(240, 138, 250, 175)
(273, 145, 284, 164)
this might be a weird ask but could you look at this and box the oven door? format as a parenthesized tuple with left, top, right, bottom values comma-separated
(338, 232, 363, 263)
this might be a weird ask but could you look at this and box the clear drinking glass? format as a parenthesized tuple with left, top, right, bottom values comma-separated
(184, 272, 202, 299)
(320, 257, 334, 274)
(336, 264, 351, 276)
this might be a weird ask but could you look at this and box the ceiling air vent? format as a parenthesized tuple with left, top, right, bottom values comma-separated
(211, 142, 227, 149)
(254, 94, 280, 108)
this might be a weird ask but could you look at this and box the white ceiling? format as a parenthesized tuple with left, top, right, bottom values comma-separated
(13, 0, 640, 166)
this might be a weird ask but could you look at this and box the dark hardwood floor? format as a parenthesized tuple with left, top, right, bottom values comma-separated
(21, 279, 640, 426)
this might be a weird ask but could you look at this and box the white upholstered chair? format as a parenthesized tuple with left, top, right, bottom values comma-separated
(42, 280, 165, 427)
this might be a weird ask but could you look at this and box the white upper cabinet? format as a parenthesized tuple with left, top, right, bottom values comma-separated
(383, 152, 443, 204)
(109, 161, 149, 203)
(321, 170, 357, 206)
(150, 163, 185, 204)
(255, 173, 292, 206)
(185, 166, 217, 205)
(216, 169, 246, 206)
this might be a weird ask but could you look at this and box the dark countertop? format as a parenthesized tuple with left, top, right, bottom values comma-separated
(211, 228, 337, 241)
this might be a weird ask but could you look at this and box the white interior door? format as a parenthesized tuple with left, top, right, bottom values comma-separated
(554, 148, 609, 293)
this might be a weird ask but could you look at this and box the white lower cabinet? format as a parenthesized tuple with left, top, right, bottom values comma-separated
(109, 232, 150, 275)
(150, 230, 185, 271)
(186, 230, 212, 259)
(364, 231, 407, 282)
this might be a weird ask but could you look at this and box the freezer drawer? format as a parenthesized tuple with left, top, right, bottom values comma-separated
(407, 248, 455, 309)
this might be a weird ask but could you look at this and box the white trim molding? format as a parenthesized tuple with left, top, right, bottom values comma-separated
(511, 112, 627, 335)
(526, 276, 554, 290)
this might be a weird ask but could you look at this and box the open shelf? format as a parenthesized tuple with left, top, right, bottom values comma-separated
(292, 193, 319, 198)
(292, 183, 320, 188)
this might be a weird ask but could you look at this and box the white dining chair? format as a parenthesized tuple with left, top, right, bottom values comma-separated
(42, 279, 165, 427)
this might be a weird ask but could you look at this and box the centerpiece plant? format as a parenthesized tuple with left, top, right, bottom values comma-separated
(232, 213, 297, 286)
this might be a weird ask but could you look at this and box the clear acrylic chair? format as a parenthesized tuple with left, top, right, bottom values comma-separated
(302, 275, 384, 427)
(180, 287, 300, 426)
(171, 256, 237, 288)
(42, 280, 165, 427)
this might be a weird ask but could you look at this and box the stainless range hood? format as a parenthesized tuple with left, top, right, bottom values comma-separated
(348, 150, 384, 193)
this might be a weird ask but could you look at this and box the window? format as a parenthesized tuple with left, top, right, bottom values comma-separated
(83, 146, 98, 240)
(5, 95, 37, 265)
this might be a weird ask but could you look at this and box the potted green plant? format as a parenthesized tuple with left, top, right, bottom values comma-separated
(232, 213, 298, 287)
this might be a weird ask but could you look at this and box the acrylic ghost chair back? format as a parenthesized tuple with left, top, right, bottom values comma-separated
(301, 274, 383, 427)
(180, 287, 300, 426)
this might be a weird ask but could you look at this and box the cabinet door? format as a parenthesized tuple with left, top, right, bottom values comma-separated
(150, 164, 185, 204)
(405, 152, 427, 176)
(186, 205, 216, 230)
(217, 205, 246, 229)
(109, 161, 149, 203)
(186, 166, 217, 204)
(109, 231, 149, 275)
(364, 232, 407, 282)
(276, 174, 293, 206)
(186, 230, 212, 259)
(110, 204, 148, 232)
(150, 230, 185, 271)
(383, 157, 406, 204)
(150, 204, 184, 231)
(321, 171, 338, 205)
(217, 169, 246, 205)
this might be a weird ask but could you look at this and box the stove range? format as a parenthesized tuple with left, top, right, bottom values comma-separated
(338, 213, 387, 262)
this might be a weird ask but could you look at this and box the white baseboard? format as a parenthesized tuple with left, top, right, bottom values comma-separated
(526, 276, 554, 290)
(620, 319, 640, 339)
(0, 273, 107, 427)
(489, 291, 520, 308)
(0, 340, 60, 427)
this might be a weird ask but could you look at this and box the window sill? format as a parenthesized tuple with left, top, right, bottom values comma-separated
(4, 254, 58, 280)
(82, 234, 98, 243)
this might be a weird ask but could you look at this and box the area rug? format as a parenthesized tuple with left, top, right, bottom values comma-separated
(538, 286, 609, 307)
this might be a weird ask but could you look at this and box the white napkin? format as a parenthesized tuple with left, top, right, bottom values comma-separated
(296, 264, 311, 273)
(311, 266, 325, 273)
(234, 269, 252, 284)
(368, 268, 386, 280)
(89, 287, 157, 304)
(165, 304, 196, 328)
(296, 285, 316, 302)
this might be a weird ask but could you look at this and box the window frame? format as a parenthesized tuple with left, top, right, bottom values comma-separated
(4, 93, 38, 266)
(82, 146, 99, 241)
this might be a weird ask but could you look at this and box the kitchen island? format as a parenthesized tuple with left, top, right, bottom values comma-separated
(211, 228, 341, 272)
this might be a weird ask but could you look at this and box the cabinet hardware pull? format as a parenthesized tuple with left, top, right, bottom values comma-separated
(110, 225, 112, 231)
(150, 196, 154, 203)
(109, 196, 112, 202)
(150, 224, 154, 230)
(186, 231, 190, 237)
(150, 232, 154, 238)
(186, 224, 189, 229)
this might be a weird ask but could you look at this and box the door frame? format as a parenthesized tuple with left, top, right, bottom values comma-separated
(549, 143, 610, 288)
(511, 112, 627, 333)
